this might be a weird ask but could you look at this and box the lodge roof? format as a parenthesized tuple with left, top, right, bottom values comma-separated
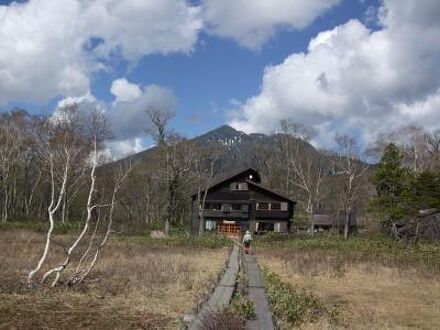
(190, 167, 295, 204)
(244, 179, 296, 204)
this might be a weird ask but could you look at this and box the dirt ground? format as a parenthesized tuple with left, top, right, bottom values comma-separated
(259, 248, 440, 330)
(0, 230, 229, 329)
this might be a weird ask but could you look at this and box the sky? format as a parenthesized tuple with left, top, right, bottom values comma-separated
(1, 0, 439, 159)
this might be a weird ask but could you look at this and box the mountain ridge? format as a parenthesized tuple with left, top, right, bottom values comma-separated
(108, 124, 328, 178)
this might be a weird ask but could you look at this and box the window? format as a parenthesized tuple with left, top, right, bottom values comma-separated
(205, 220, 217, 230)
(257, 202, 269, 210)
(270, 203, 281, 210)
(239, 183, 248, 190)
(256, 202, 288, 211)
(221, 203, 231, 212)
(256, 222, 274, 232)
(205, 203, 221, 211)
(231, 203, 241, 211)
(230, 182, 248, 191)
(242, 204, 249, 212)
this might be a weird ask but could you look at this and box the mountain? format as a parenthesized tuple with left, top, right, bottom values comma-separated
(109, 125, 329, 178)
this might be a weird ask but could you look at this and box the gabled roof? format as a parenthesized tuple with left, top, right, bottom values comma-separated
(190, 167, 295, 204)
(245, 180, 296, 204)
(190, 167, 260, 198)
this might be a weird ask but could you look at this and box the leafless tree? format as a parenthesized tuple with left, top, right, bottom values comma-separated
(277, 119, 325, 232)
(334, 134, 369, 238)
(423, 129, 440, 170)
(67, 160, 131, 286)
(27, 116, 71, 285)
(0, 111, 29, 222)
(368, 125, 440, 172)
(145, 106, 175, 146)
(193, 148, 220, 235)
(40, 109, 110, 287)
(27, 106, 109, 287)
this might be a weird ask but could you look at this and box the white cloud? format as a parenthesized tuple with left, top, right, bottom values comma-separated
(61, 80, 176, 160)
(110, 79, 142, 103)
(104, 138, 146, 160)
(202, 0, 341, 49)
(108, 84, 176, 140)
(57, 91, 97, 109)
(0, 0, 202, 105)
(229, 0, 440, 147)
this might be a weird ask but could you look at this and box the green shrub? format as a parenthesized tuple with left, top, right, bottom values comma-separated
(230, 293, 256, 320)
(263, 267, 338, 327)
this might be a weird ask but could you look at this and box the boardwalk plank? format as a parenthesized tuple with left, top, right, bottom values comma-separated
(188, 245, 239, 330)
(244, 253, 274, 330)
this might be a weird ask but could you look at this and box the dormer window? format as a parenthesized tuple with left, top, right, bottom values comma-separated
(230, 182, 248, 191)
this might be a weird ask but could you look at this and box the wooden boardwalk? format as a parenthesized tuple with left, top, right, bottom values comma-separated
(188, 245, 239, 330)
(243, 253, 274, 330)
(187, 245, 274, 330)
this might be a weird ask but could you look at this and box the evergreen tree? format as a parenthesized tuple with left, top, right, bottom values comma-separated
(370, 143, 407, 221)
(408, 171, 440, 212)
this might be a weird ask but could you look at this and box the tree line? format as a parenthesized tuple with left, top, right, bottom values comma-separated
(1, 106, 439, 240)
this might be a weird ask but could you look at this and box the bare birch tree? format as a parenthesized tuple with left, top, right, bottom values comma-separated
(334, 134, 369, 238)
(67, 161, 131, 286)
(193, 147, 220, 235)
(40, 108, 110, 287)
(277, 119, 326, 232)
(0, 111, 28, 222)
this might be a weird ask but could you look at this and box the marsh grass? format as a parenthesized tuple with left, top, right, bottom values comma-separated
(263, 267, 339, 329)
(257, 234, 440, 329)
(256, 233, 440, 275)
(199, 309, 246, 330)
(0, 229, 229, 329)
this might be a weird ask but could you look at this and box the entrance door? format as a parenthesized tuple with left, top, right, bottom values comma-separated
(218, 222, 240, 237)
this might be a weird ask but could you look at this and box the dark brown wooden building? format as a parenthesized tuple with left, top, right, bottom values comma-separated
(190, 168, 295, 236)
(311, 211, 357, 232)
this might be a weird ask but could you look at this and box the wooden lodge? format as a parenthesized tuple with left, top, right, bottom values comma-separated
(311, 211, 357, 232)
(190, 168, 295, 237)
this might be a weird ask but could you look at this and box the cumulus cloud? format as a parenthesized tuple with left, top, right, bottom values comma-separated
(103, 138, 146, 160)
(202, 0, 341, 48)
(107, 83, 176, 141)
(61, 79, 176, 160)
(0, 0, 202, 105)
(110, 79, 142, 103)
(229, 0, 440, 147)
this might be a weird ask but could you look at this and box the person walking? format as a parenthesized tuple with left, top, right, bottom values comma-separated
(242, 230, 252, 254)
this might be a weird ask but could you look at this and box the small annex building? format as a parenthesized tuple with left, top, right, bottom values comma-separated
(190, 168, 295, 237)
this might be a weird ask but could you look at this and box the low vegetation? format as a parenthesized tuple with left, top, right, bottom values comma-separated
(256, 233, 440, 274)
(199, 310, 246, 330)
(257, 234, 440, 329)
(263, 267, 338, 328)
(0, 229, 229, 329)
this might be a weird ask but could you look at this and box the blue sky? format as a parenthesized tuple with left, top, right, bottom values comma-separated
(1, 0, 439, 158)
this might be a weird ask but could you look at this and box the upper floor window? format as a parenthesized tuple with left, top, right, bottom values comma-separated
(231, 203, 242, 211)
(271, 202, 281, 210)
(256, 202, 269, 210)
(230, 182, 248, 191)
(256, 202, 288, 211)
(205, 202, 222, 211)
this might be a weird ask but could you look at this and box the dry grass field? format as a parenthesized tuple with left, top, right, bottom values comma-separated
(0, 230, 229, 329)
(257, 237, 440, 330)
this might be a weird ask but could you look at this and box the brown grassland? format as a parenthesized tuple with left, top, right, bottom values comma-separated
(257, 237, 440, 330)
(0, 229, 229, 329)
